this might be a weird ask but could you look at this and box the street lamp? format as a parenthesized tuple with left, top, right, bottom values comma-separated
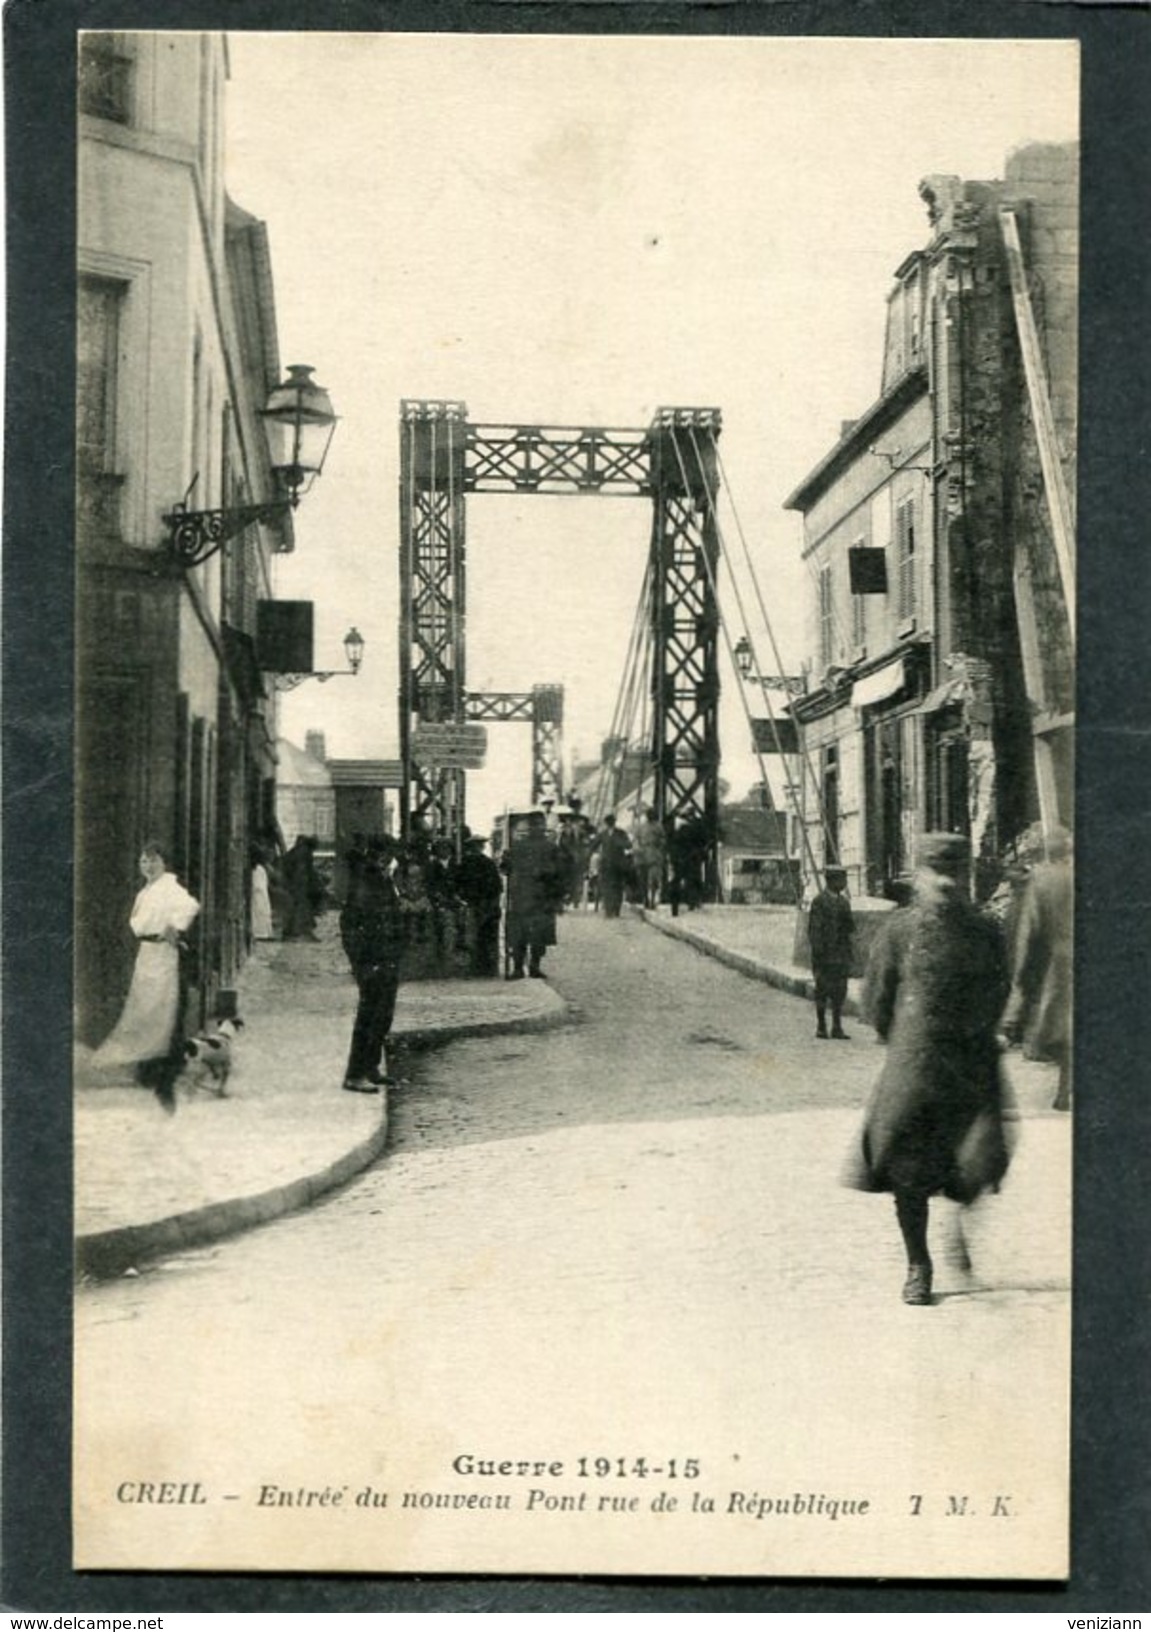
(163, 365, 338, 567)
(274, 626, 365, 691)
(733, 635, 806, 696)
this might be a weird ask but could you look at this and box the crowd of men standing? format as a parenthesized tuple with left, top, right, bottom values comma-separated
(328, 801, 695, 1092)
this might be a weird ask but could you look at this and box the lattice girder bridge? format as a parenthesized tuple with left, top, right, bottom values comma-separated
(399, 401, 721, 878)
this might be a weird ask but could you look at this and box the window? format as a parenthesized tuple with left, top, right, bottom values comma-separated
(907, 271, 922, 360)
(79, 34, 134, 124)
(895, 496, 916, 623)
(77, 277, 124, 537)
(818, 563, 834, 669)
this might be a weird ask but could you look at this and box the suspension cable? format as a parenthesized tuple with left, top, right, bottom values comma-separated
(591, 553, 653, 824)
(664, 427, 808, 905)
(708, 430, 845, 877)
(633, 593, 652, 822)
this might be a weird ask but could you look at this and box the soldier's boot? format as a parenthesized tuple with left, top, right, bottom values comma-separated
(895, 1191, 933, 1307)
(815, 1001, 828, 1039)
(830, 1004, 850, 1040)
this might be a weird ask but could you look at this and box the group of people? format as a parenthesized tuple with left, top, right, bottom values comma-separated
(249, 834, 326, 944)
(88, 816, 1072, 1308)
(806, 828, 1073, 1307)
(345, 828, 504, 978)
(541, 800, 713, 918)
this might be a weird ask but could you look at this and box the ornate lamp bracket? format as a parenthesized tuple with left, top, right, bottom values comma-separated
(163, 498, 292, 568)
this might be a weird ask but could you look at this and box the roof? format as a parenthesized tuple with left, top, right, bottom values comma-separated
(783, 364, 928, 514)
(568, 747, 652, 815)
(275, 738, 332, 788)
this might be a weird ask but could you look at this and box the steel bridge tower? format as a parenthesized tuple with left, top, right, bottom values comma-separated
(399, 401, 721, 882)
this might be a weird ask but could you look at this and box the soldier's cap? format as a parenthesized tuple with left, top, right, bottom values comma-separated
(824, 865, 847, 882)
(916, 831, 970, 874)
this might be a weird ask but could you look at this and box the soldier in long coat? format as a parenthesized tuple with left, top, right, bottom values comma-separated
(452, 835, 504, 977)
(807, 864, 855, 1039)
(339, 836, 406, 1092)
(1002, 828, 1073, 1110)
(595, 814, 633, 919)
(501, 813, 564, 979)
(844, 831, 1013, 1306)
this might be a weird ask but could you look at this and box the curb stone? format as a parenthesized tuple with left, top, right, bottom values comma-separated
(75, 1110, 391, 1282)
(639, 908, 862, 1018)
(75, 990, 570, 1282)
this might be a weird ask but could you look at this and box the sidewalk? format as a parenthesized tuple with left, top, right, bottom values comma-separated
(640, 902, 1063, 1117)
(74, 916, 567, 1279)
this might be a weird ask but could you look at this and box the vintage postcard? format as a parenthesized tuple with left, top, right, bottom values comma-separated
(71, 30, 1077, 1579)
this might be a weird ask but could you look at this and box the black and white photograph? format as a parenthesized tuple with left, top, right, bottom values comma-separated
(66, 26, 1081, 1581)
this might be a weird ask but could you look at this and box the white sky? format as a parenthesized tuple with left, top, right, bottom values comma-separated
(223, 32, 1078, 835)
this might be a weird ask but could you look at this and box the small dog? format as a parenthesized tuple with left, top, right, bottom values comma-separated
(182, 1016, 244, 1097)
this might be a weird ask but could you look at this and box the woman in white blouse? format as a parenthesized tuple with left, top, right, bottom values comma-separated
(90, 840, 200, 1107)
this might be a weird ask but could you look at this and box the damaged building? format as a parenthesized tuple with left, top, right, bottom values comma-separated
(784, 142, 1076, 900)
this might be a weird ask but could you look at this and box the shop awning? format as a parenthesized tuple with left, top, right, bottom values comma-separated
(851, 657, 907, 710)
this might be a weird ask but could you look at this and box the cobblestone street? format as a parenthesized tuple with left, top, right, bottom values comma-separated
(75, 912, 1070, 1579)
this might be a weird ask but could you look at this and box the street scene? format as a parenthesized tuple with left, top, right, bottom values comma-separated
(76, 906, 1070, 1579)
(72, 30, 1077, 1582)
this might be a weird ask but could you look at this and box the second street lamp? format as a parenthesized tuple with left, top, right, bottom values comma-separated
(274, 626, 365, 691)
(733, 634, 806, 696)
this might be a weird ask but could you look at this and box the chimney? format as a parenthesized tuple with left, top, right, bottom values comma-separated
(305, 730, 327, 764)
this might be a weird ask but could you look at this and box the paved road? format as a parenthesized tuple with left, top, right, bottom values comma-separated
(74, 913, 1070, 1579)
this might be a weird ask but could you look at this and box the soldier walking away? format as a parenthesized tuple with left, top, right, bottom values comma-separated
(1001, 826, 1073, 1111)
(339, 835, 406, 1092)
(808, 865, 855, 1039)
(632, 806, 668, 909)
(595, 814, 633, 919)
(501, 811, 563, 979)
(844, 832, 1013, 1307)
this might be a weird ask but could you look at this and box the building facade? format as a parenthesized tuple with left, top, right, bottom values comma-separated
(785, 143, 1077, 900)
(274, 733, 336, 855)
(76, 32, 292, 1040)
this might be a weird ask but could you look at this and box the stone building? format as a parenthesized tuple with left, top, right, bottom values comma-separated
(274, 733, 336, 854)
(76, 32, 295, 1040)
(785, 142, 1077, 900)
